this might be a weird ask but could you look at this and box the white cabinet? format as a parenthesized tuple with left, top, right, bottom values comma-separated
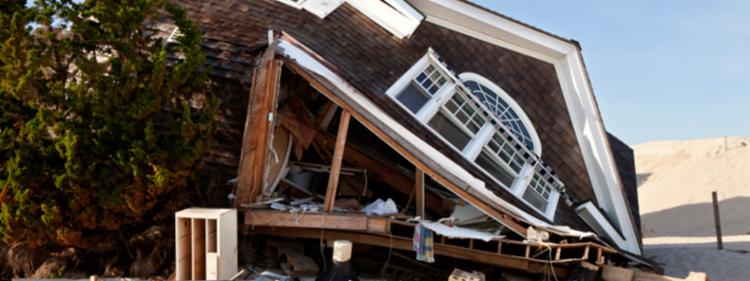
(175, 208, 237, 280)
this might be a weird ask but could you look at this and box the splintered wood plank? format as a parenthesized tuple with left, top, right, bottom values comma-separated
(235, 44, 283, 206)
(243, 210, 388, 233)
(324, 110, 351, 212)
(281, 57, 528, 237)
(415, 169, 425, 218)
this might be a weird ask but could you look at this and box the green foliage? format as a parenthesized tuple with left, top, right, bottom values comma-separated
(0, 0, 216, 247)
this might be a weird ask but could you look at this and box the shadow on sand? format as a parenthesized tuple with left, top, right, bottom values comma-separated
(636, 173, 652, 188)
(641, 196, 750, 237)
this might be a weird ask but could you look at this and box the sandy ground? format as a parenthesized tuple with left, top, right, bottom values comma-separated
(635, 137, 750, 281)
(635, 137, 750, 237)
(644, 236, 750, 281)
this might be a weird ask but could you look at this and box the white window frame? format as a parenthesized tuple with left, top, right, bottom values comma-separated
(346, 0, 424, 39)
(386, 51, 561, 220)
(276, 0, 345, 19)
(276, 0, 307, 9)
(459, 72, 542, 156)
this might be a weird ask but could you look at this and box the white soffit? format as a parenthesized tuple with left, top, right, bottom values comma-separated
(346, 0, 424, 39)
(576, 202, 635, 253)
(407, 0, 574, 63)
(303, 0, 345, 18)
(406, 0, 641, 254)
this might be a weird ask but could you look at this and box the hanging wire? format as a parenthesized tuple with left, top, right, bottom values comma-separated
(380, 218, 395, 278)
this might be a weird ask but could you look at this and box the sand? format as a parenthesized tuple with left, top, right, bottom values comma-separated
(635, 136, 750, 281)
(643, 236, 750, 281)
(635, 136, 750, 237)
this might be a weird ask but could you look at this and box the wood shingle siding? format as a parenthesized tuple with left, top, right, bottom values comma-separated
(176, 0, 598, 230)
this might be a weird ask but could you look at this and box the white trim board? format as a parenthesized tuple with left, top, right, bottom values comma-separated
(407, 0, 640, 254)
(346, 0, 424, 39)
(576, 201, 628, 250)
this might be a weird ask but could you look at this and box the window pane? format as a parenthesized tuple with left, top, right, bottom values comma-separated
(475, 151, 515, 187)
(523, 187, 549, 212)
(428, 112, 471, 149)
(464, 79, 536, 152)
(396, 83, 430, 113)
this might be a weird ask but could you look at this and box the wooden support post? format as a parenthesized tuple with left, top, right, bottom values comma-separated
(712, 191, 723, 250)
(582, 246, 590, 261)
(324, 110, 351, 212)
(415, 169, 425, 218)
(235, 45, 282, 206)
(525, 245, 530, 258)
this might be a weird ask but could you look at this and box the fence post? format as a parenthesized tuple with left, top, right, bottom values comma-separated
(712, 191, 723, 250)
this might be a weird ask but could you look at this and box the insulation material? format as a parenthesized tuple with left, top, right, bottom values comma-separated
(361, 198, 398, 216)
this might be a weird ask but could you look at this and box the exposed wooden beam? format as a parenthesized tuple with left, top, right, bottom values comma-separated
(323, 110, 352, 212)
(315, 132, 452, 216)
(317, 101, 339, 129)
(415, 169, 425, 218)
(244, 210, 388, 234)
(235, 45, 283, 206)
(281, 59, 528, 236)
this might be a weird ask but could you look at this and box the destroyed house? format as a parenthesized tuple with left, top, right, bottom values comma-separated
(173, 0, 652, 277)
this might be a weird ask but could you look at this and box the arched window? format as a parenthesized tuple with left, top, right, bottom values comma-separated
(459, 73, 541, 156)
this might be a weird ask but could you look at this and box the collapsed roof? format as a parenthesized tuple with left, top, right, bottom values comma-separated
(168, 0, 651, 274)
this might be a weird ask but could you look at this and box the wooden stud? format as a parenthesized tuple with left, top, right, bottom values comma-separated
(317, 101, 339, 129)
(415, 169, 425, 218)
(596, 248, 605, 265)
(324, 110, 351, 212)
(525, 245, 530, 258)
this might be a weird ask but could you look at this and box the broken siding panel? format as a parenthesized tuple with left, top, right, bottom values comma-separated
(174, 0, 596, 229)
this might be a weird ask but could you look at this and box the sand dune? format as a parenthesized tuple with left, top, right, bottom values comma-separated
(636, 136, 750, 237)
(636, 137, 750, 280)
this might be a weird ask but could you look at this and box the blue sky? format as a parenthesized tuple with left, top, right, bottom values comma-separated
(475, 0, 750, 145)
